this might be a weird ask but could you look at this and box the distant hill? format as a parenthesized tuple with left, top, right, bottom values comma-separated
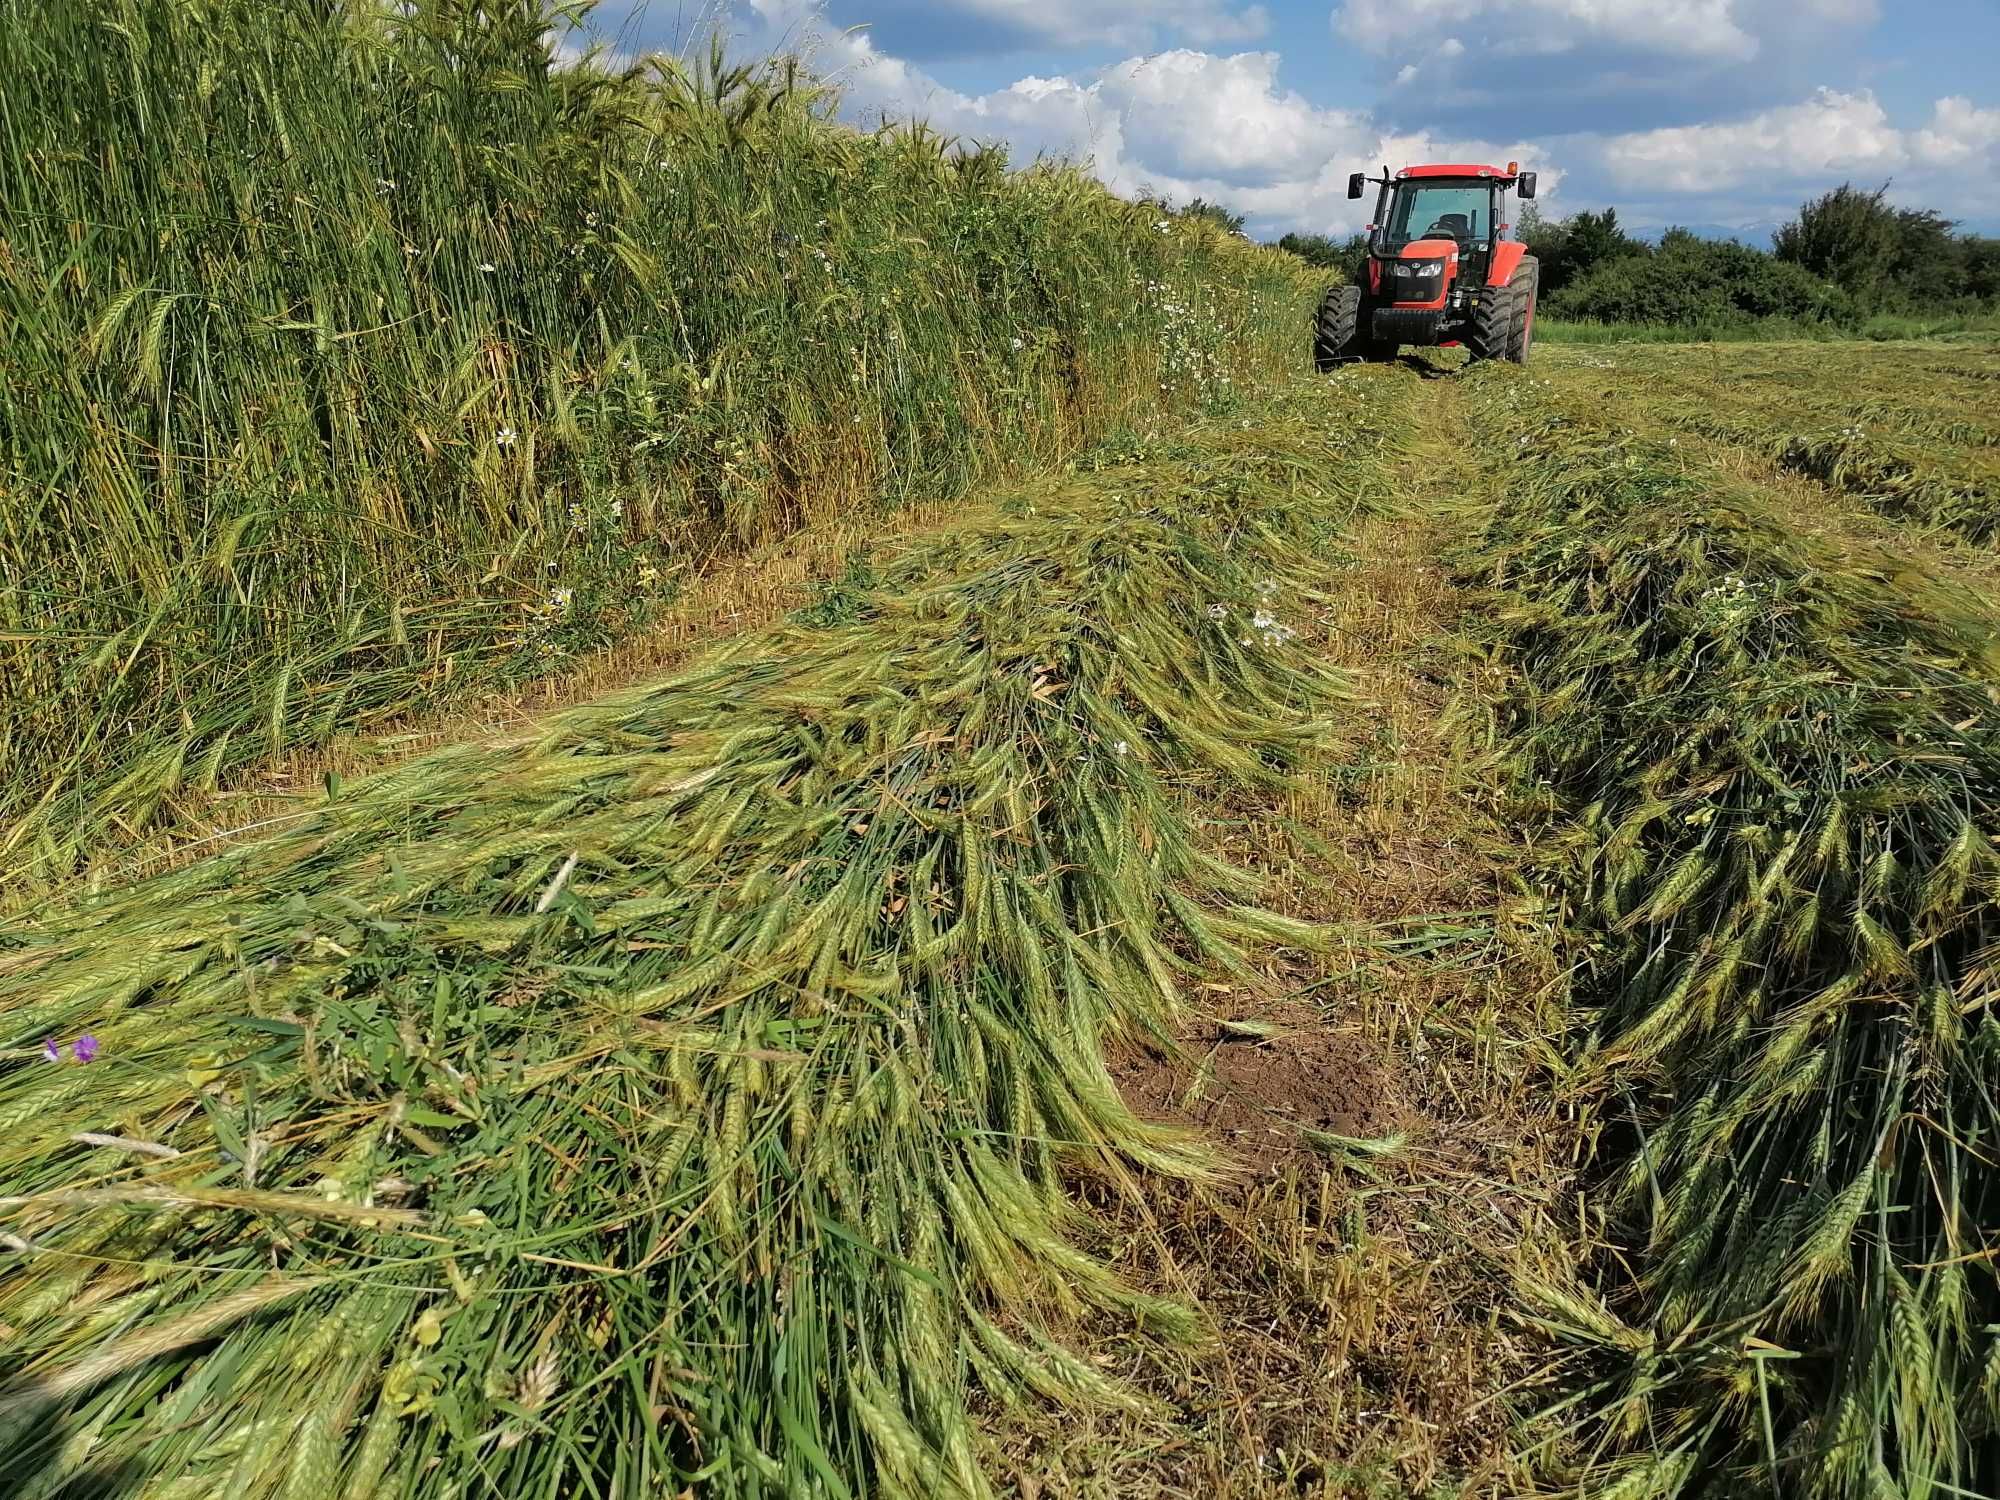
(1629, 221, 1784, 247)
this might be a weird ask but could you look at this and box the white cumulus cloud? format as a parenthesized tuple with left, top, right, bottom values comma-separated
(1339, 0, 1762, 63)
(620, 2, 1994, 238)
(1598, 88, 1904, 192)
(808, 31, 1552, 235)
(1092, 51, 1366, 184)
(1914, 97, 2000, 168)
(1596, 88, 2000, 208)
(1337, 0, 1877, 63)
(641, 0, 1272, 62)
(1331, 0, 1888, 143)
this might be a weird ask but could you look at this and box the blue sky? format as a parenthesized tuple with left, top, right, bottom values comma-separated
(582, 0, 2000, 239)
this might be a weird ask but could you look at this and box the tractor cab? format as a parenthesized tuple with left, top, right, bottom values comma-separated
(1372, 168, 1511, 288)
(1312, 161, 1542, 368)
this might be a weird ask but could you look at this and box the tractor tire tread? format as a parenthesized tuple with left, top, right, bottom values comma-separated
(1507, 255, 1539, 365)
(1314, 285, 1361, 372)
(1467, 279, 1514, 363)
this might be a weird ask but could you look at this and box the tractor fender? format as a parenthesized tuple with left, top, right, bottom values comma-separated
(1486, 240, 1529, 288)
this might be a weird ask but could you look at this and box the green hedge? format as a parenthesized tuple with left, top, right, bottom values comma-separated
(1544, 238, 1854, 327)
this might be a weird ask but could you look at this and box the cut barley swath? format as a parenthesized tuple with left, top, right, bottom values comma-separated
(0, 386, 1403, 1498)
(1463, 368, 2000, 1499)
(1536, 341, 2000, 548)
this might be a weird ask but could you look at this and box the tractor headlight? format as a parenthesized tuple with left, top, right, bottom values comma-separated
(1387, 258, 1446, 296)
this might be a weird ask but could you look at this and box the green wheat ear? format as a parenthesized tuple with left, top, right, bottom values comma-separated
(0, 0, 1329, 898)
(1461, 362, 2000, 1498)
(0, 376, 1409, 1498)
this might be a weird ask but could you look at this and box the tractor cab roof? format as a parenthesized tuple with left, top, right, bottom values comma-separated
(1396, 163, 1519, 182)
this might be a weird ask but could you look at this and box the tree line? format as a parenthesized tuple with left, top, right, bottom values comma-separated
(1267, 184, 2000, 331)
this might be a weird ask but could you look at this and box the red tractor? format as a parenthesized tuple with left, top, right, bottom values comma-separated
(1315, 162, 1540, 368)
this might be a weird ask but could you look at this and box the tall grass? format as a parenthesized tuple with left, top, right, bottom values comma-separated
(0, 383, 1404, 1498)
(0, 0, 1319, 891)
(1463, 370, 2000, 1498)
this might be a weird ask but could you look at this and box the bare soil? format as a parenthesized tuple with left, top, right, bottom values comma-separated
(1109, 1008, 1406, 1180)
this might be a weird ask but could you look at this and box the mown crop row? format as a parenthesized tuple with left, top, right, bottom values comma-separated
(1676, 411, 1998, 550)
(1461, 369, 2000, 1499)
(0, 0, 1320, 891)
(1537, 343, 2000, 548)
(0, 380, 1406, 1499)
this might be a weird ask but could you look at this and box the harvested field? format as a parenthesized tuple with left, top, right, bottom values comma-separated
(1457, 339, 2000, 1500)
(11, 313, 2000, 1496)
(1526, 339, 2000, 548)
(991, 424, 1578, 1498)
(0, 384, 1456, 1499)
(6, 7, 2000, 1494)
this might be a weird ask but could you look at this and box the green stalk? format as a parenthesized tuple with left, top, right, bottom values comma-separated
(1464, 365, 2000, 1499)
(0, 0, 1324, 895)
(0, 382, 1409, 1498)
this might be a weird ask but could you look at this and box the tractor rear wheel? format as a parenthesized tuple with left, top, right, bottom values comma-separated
(1313, 285, 1394, 370)
(1507, 256, 1539, 364)
(1466, 279, 1516, 363)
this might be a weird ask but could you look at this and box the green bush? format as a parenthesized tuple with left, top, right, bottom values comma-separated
(1527, 184, 2000, 335)
(1521, 205, 1648, 299)
(1276, 231, 1370, 282)
(1545, 236, 1854, 327)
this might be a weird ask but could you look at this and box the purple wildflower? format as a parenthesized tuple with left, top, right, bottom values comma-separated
(71, 1035, 100, 1064)
(42, 1038, 59, 1063)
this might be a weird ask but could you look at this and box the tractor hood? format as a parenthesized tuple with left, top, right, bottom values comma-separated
(1375, 238, 1459, 308)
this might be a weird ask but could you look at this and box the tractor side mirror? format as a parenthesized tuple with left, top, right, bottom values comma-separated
(1347, 172, 1366, 200)
(1517, 172, 1538, 200)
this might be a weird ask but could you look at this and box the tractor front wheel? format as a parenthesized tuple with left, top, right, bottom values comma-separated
(1313, 285, 1394, 370)
(1508, 256, 1539, 364)
(1469, 257, 1538, 365)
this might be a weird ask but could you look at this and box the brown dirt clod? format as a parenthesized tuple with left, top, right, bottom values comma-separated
(1112, 1010, 1405, 1180)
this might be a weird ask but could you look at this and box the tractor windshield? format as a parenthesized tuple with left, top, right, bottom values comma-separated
(1376, 180, 1498, 254)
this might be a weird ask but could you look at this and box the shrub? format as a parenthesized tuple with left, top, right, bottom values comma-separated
(1545, 238, 1855, 327)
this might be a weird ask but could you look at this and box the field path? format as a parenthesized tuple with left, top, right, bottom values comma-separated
(991, 363, 1583, 1498)
(1125, 339, 2000, 1499)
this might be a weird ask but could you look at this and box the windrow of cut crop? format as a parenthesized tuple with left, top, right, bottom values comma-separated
(0, 382, 1406, 1499)
(1457, 369, 2000, 1500)
(1671, 408, 2000, 549)
(0, 0, 1323, 891)
(1536, 347, 2000, 547)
